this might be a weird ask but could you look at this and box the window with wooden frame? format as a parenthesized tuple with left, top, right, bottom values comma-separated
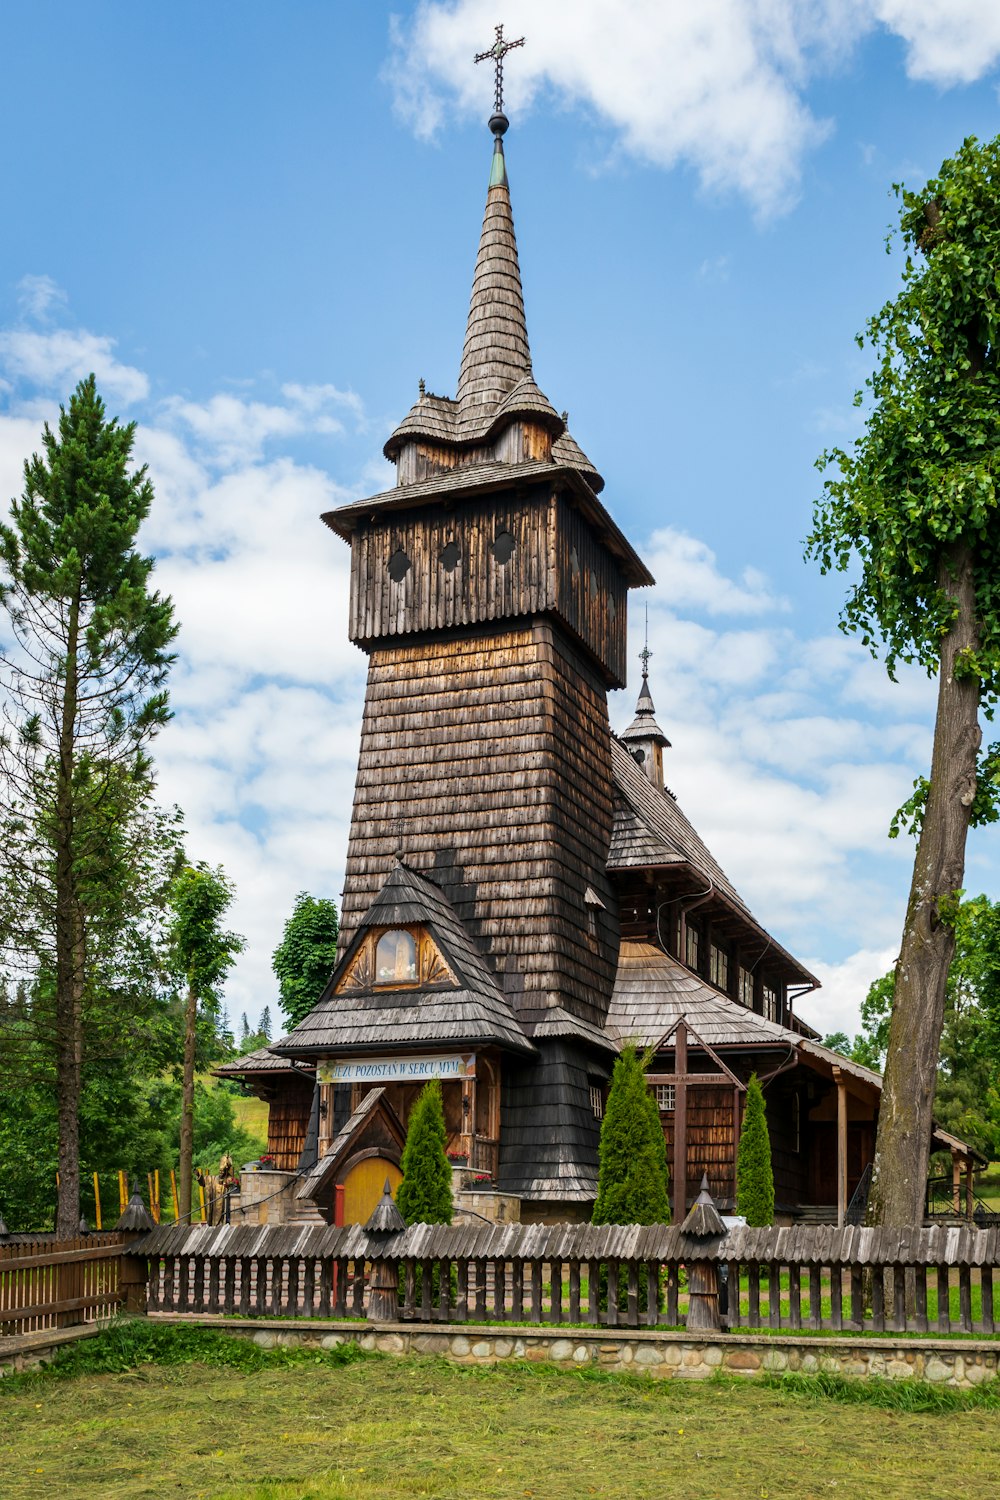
(738, 966, 754, 1007)
(654, 1084, 675, 1113)
(762, 982, 778, 1022)
(792, 1092, 801, 1153)
(374, 929, 418, 985)
(685, 925, 700, 972)
(589, 1084, 604, 1120)
(709, 943, 729, 991)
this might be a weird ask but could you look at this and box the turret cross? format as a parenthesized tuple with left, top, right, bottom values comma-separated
(640, 604, 652, 676)
(475, 23, 525, 116)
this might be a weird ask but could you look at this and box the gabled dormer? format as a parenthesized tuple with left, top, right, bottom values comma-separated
(277, 860, 535, 1060)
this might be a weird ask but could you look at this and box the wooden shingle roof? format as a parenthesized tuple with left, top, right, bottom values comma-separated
(607, 942, 799, 1050)
(213, 1045, 312, 1077)
(609, 737, 818, 988)
(379, 136, 606, 494)
(609, 736, 749, 911)
(323, 458, 651, 586)
(276, 861, 535, 1059)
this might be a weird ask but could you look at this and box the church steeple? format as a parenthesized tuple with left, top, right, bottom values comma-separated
(620, 642, 670, 792)
(456, 112, 533, 416)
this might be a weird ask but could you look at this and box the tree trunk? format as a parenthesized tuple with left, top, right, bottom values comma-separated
(867, 543, 981, 1228)
(54, 596, 81, 1238)
(178, 981, 197, 1220)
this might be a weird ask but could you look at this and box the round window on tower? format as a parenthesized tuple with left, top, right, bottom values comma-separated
(387, 548, 411, 583)
(492, 530, 515, 565)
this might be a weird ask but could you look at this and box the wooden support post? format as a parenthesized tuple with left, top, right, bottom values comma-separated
(367, 1259, 399, 1322)
(461, 1072, 476, 1160)
(732, 1086, 742, 1204)
(951, 1150, 962, 1214)
(93, 1173, 102, 1231)
(318, 1084, 335, 1155)
(673, 1021, 688, 1224)
(965, 1159, 975, 1223)
(833, 1067, 848, 1229)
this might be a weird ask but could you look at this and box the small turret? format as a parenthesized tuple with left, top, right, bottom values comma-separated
(620, 645, 670, 791)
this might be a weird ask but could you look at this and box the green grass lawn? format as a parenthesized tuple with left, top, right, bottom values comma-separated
(2, 1326, 1000, 1499)
(229, 1090, 268, 1139)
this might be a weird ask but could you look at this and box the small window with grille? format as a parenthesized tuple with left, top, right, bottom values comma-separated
(654, 1084, 675, 1113)
(763, 983, 778, 1022)
(590, 1084, 604, 1120)
(739, 966, 754, 1007)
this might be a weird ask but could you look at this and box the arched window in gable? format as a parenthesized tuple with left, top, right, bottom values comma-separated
(374, 929, 418, 985)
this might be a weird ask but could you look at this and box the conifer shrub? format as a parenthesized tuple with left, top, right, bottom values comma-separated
(737, 1073, 775, 1226)
(397, 1079, 453, 1226)
(592, 1045, 670, 1313)
(592, 1044, 671, 1227)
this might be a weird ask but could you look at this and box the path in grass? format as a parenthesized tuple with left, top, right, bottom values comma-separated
(4, 1344, 1000, 1499)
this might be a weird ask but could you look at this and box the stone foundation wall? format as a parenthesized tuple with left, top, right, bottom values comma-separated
(233, 1169, 300, 1225)
(155, 1316, 1000, 1389)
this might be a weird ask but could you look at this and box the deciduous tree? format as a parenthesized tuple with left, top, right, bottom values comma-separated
(167, 864, 244, 1219)
(272, 892, 339, 1030)
(0, 377, 177, 1234)
(808, 136, 1000, 1226)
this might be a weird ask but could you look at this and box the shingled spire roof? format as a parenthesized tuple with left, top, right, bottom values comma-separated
(380, 112, 603, 488)
(456, 121, 534, 416)
(620, 666, 670, 750)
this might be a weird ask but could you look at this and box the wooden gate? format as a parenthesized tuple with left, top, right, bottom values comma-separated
(341, 1157, 402, 1224)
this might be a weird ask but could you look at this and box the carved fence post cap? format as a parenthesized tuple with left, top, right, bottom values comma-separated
(364, 1180, 406, 1234)
(115, 1189, 155, 1233)
(680, 1174, 726, 1238)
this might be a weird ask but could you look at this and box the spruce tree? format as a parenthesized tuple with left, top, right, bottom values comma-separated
(0, 376, 177, 1234)
(736, 1073, 775, 1226)
(396, 1079, 453, 1225)
(259, 1005, 272, 1042)
(592, 1045, 670, 1226)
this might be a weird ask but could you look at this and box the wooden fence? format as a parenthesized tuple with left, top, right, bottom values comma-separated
(134, 1220, 1000, 1338)
(0, 1232, 130, 1338)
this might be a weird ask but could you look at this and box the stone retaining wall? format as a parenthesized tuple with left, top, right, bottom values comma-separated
(155, 1315, 1000, 1389)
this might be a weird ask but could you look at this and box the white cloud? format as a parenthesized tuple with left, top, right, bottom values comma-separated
(388, 1, 1000, 216)
(803, 944, 897, 1038)
(642, 528, 788, 616)
(0, 328, 149, 404)
(162, 382, 365, 467)
(874, 1, 1000, 85)
(17, 274, 68, 322)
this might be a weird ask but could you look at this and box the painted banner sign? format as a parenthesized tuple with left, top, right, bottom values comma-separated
(317, 1054, 476, 1085)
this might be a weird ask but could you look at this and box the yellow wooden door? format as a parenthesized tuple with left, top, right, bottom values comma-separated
(342, 1157, 402, 1224)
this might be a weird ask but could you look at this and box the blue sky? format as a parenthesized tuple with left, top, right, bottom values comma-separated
(2, 1, 1000, 1038)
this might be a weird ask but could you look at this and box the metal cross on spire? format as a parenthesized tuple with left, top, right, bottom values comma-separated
(475, 23, 525, 118)
(640, 604, 652, 676)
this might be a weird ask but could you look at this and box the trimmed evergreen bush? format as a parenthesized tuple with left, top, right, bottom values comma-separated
(592, 1045, 670, 1226)
(397, 1079, 453, 1226)
(737, 1072, 775, 1226)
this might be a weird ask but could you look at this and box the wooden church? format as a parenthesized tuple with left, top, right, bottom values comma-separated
(220, 90, 981, 1229)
